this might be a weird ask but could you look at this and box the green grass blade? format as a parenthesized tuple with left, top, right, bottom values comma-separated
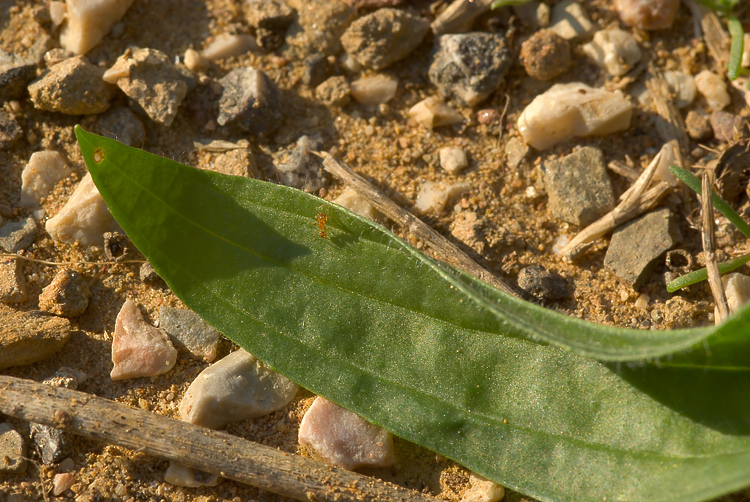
(491, 0, 532, 9)
(667, 253, 750, 292)
(728, 14, 746, 81)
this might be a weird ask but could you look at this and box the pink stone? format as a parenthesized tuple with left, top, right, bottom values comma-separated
(614, 0, 679, 30)
(299, 397, 396, 470)
(53, 472, 75, 496)
(110, 300, 177, 380)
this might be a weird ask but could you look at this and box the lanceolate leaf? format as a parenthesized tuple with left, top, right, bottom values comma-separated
(76, 126, 750, 502)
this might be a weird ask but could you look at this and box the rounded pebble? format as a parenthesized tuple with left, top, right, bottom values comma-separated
(520, 29, 571, 81)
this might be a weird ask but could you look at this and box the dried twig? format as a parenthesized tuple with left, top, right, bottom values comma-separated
(701, 172, 730, 322)
(685, 0, 730, 66)
(0, 375, 439, 502)
(0, 253, 145, 267)
(646, 64, 689, 153)
(608, 160, 641, 182)
(320, 153, 518, 297)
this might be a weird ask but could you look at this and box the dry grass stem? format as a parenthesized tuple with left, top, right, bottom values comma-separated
(702, 172, 730, 323)
(685, 0, 730, 66)
(646, 65, 689, 153)
(608, 160, 641, 182)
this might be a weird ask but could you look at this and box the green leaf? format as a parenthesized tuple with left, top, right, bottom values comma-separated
(667, 253, 750, 292)
(491, 0, 533, 9)
(727, 14, 746, 81)
(76, 126, 750, 502)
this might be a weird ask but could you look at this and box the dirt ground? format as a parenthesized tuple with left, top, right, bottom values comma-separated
(1, 0, 750, 501)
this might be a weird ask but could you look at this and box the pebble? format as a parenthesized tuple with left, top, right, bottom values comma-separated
(110, 299, 178, 380)
(273, 134, 326, 192)
(52, 473, 76, 496)
(216, 67, 281, 135)
(542, 146, 615, 227)
(246, 0, 296, 52)
(684, 110, 711, 140)
(285, 0, 356, 57)
(614, 0, 679, 30)
(20, 151, 71, 207)
(694, 70, 731, 111)
(341, 8, 429, 70)
(439, 146, 469, 174)
(413, 181, 470, 216)
(0, 111, 22, 148)
(582, 29, 641, 77)
(663, 70, 696, 109)
(349, 74, 397, 106)
(38, 268, 91, 318)
(504, 136, 529, 169)
(0, 303, 72, 369)
(95, 106, 146, 147)
(0, 423, 26, 474)
(139, 261, 164, 285)
(58, 0, 135, 54)
(179, 349, 299, 429)
(164, 462, 220, 487)
(299, 396, 396, 470)
(408, 96, 463, 129)
(333, 188, 378, 220)
(520, 29, 570, 81)
(513, 1, 550, 28)
(301, 54, 331, 88)
(28, 56, 114, 115)
(46, 172, 120, 247)
(549, 0, 594, 40)
(719, 273, 750, 315)
(428, 32, 511, 107)
(517, 82, 633, 150)
(103, 48, 188, 127)
(0, 49, 36, 101)
(315, 76, 351, 107)
(709, 110, 748, 143)
(30, 420, 68, 465)
(517, 265, 568, 301)
(0, 257, 27, 303)
(0, 216, 37, 253)
(460, 473, 505, 502)
(604, 208, 682, 288)
(159, 306, 221, 362)
(183, 48, 207, 72)
(201, 33, 257, 61)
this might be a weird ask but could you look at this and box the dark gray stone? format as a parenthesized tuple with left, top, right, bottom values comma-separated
(605, 208, 682, 288)
(0, 111, 22, 149)
(0, 217, 37, 253)
(301, 54, 331, 88)
(30, 369, 80, 464)
(28, 56, 114, 115)
(428, 32, 511, 107)
(246, 0, 296, 51)
(0, 423, 26, 474)
(159, 306, 222, 362)
(217, 67, 281, 135)
(517, 265, 569, 301)
(542, 147, 615, 226)
(0, 49, 36, 101)
(274, 134, 326, 192)
(95, 107, 146, 147)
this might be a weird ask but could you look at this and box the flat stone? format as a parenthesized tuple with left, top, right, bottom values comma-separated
(0, 303, 72, 370)
(0, 49, 37, 101)
(28, 56, 114, 114)
(520, 29, 570, 81)
(0, 257, 27, 304)
(285, 0, 356, 57)
(709, 110, 748, 143)
(273, 135, 326, 192)
(549, 0, 595, 39)
(428, 32, 511, 107)
(299, 396, 396, 470)
(245, 0, 295, 51)
(95, 106, 146, 147)
(110, 299, 177, 380)
(543, 147, 615, 226)
(38, 268, 91, 318)
(159, 306, 222, 362)
(341, 8, 429, 70)
(0, 424, 26, 474)
(517, 265, 569, 301)
(0, 217, 37, 253)
(59, 0, 135, 55)
(217, 67, 281, 135)
(0, 111, 22, 148)
(20, 151, 72, 207)
(179, 349, 299, 429)
(604, 208, 682, 288)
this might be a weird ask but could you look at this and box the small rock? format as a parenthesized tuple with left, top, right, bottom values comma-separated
(300, 54, 331, 88)
(0, 424, 26, 474)
(709, 110, 748, 143)
(0, 257, 27, 304)
(273, 135, 326, 192)
(582, 29, 641, 77)
(30, 422, 67, 465)
(413, 181, 471, 216)
(408, 96, 463, 129)
(110, 299, 178, 380)
(504, 136, 529, 169)
(0, 111, 22, 148)
(246, 0, 295, 51)
(333, 188, 378, 220)
(604, 208, 682, 288)
(428, 32, 511, 107)
(46, 173, 120, 247)
(513, 1, 550, 28)
(38, 268, 91, 318)
(315, 76, 351, 107)
(59, 0, 135, 55)
(285, 0, 356, 57)
(461, 473, 505, 502)
(164, 462, 220, 487)
(28, 56, 114, 114)
(694, 70, 731, 111)
(159, 306, 221, 362)
(439, 146, 468, 174)
(720, 273, 750, 315)
(517, 265, 568, 301)
(139, 261, 164, 285)
(0, 303, 72, 369)
(450, 211, 486, 254)
(20, 151, 71, 207)
(0, 49, 37, 101)
(299, 396, 396, 470)
(341, 8, 429, 70)
(216, 67, 281, 135)
(684, 110, 711, 140)
(52, 473, 75, 496)
(0, 217, 37, 253)
(201, 33, 257, 61)
(543, 146, 615, 226)
(179, 349, 299, 429)
(207, 149, 260, 178)
(520, 29, 570, 81)
(614, 0, 679, 30)
(95, 106, 146, 147)
(58, 457, 76, 472)
(349, 74, 397, 106)
(663, 71, 696, 109)
(517, 82, 633, 150)
(103, 48, 188, 127)
(549, 0, 595, 40)
(183, 48, 207, 72)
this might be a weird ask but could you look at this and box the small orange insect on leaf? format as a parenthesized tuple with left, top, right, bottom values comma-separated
(315, 206, 329, 239)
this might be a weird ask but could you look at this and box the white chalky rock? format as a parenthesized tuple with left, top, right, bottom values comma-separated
(439, 146, 469, 174)
(164, 461, 220, 487)
(350, 75, 398, 106)
(549, 0, 594, 40)
(45, 172, 120, 247)
(413, 181, 470, 216)
(694, 70, 730, 111)
(517, 82, 633, 150)
(299, 397, 396, 470)
(110, 300, 177, 380)
(408, 96, 463, 129)
(461, 473, 505, 502)
(663, 71, 696, 109)
(201, 33, 257, 61)
(179, 349, 299, 429)
(582, 29, 641, 76)
(59, 0, 134, 55)
(20, 151, 72, 207)
(721, 273, 750, 315)
(334, 188, 378, 220)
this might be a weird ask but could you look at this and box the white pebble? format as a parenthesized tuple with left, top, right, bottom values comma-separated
(299, 397, 396, 470)
(52, 472, 75, 496)
(110, 300, 177, 381)
(350, 75, 398, 106)
(721, 273, 750, 315)
(517, 82, 632, 150)
(694, 70, 730, 111)
(582, 29, 641, 76)
(413, 181, 470, 216)
(179, 349, 298, 429)
(549, 0, 594, 40)
(334, 187, 378, 220)
(201, 33, 257, 61)
(663, 71, 696, 109)
(20, 151, 72, 207)
(164, 461, 220, 487)
(183, 48, 207, 72)
(439, 146, 469, 174)
(635, 293, 650, 310)
(408, 96, 463, 129)
(59, 0, 135, 55)
(461, 473, 505, 502)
